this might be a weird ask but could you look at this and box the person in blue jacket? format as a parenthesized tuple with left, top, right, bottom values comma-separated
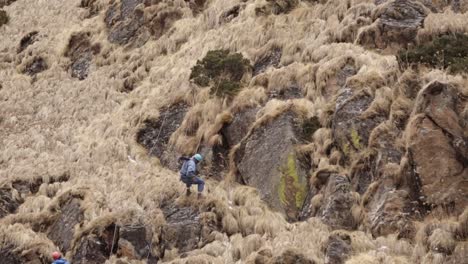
(179, 153, 205, 198)
(51, 252, 69, 264)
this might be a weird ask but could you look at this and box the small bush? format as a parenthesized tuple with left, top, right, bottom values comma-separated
(398, 34, 468, 74)
(190, 49, 251, 97)
(0, 9, 8, 28)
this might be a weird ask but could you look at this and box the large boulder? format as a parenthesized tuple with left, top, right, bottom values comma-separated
(136, 102, 189, 170)
(234, 111, 310, 221)
(366, 185, 415, 237)
(223, 107, 259, 147)
(72, 224, 119, 264)
(316, 174, 359, 230)
(324, 232, 352, 264)
(47, 198, 84, 253)
(358, 0, 427, 49)
(118, 224, 158, 262)
(160, 204, 217, 256)
(406, 82, 467, 215)
(332, 92, 386, 161)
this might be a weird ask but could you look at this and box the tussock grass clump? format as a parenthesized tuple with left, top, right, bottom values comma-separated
(190, 50, 251, 98)
(0, 9, 8, 27)
(398, 34, 468, 74)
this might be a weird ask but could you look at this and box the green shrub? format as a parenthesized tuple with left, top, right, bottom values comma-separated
(0, 9, 8, 28)
(190, 49, 251, 97)
(398, 34, 468, 74)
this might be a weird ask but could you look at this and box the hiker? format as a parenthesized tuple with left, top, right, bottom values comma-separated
(180, 153, 205, 198)
(51, 252, 69, 264)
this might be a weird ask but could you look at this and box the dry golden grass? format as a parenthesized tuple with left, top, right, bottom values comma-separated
(1, 0, 467, 263)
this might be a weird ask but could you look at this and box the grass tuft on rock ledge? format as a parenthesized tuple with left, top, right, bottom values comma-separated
(398, 34, 468, 74)
(190, 49, 251, 97)
(0, 9, 9, 28)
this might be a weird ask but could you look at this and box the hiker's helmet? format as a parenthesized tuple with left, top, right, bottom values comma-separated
(52, 252, 61, 260)
(193, 153, 203, 162)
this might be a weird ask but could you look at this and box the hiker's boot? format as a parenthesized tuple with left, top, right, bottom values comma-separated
(186, 188, 191, 196)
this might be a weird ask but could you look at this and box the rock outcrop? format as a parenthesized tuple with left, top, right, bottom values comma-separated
(332, 92, 386, 161)
(234, 111, 310, 221)
(64, 32, 100, 80)
(0, 187, 22, 218)
(406, 81, 467, 215)
(161, 204, 217, 256)
(47, 198, 84, 253)
(17, 31, 39, 53)
(136, 102, 189, 170)
(21, 56, 48, 76)
(358, 0, 427, 49)
(105, 0, 183, 46)
(315, 174, 359, 230)
(72, 224, 119, 264)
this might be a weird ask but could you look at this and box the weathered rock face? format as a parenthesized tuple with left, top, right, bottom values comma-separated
(234, 111, 310, 221)
(22, 56, 48, 76)
(253, 48, 282, 76)
(0, 187, 22, 218)
(220, 5, 242, 24)
(407, 82, 467, 215)
(0, 0, 16, 8)
(72, 224, 119, 264)
(359, 0, 427, 49)
(47, 198, 84, 253)
(256, 0, 299, 16)
(161, 205, 217, 255)
(0, 244, 46, 264)
(118, 224, 158, 261)
(324, 232, 351, 264)
(105, 0, 183, 46)
(317, 175, 358, 230)
(80, 0, 101, 17)
(136, 102, 188, 170)
(0, 245, 23, 264)
(162, 206, 200, 253)
(17, 31, 39, 53)
(366, 186, 415, 237)
(332, 93, 386, 161)
(64, 32, 100, 80)
(223, 107, 258, 147)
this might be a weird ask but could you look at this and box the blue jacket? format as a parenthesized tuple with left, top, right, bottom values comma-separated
(180, 158, 197, 182)
(52, 258, 69, 264)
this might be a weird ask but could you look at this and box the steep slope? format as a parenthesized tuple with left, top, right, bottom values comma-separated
(0, 0, 467, 263)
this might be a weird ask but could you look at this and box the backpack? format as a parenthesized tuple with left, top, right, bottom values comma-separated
(178, 156, 190, 167)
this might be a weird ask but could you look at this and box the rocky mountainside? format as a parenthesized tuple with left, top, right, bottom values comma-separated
(0, 0, 467, 263)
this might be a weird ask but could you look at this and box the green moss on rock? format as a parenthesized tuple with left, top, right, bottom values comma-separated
(350, 128, 362, 150)
(190, 49, 251, 97)
(278, 153, 307, 218)
(398, 34, 468, 74)
(0, 9, 8, 28)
